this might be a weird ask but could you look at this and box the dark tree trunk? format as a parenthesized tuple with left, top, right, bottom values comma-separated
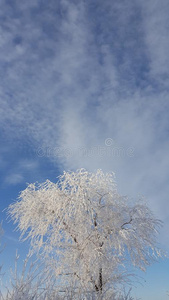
(99, 267, 103, 292)
(94, 267, 103, 294)
(93, 213, 103, 296)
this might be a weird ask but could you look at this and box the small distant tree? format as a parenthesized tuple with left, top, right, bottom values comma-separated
(8, 169, 162, 299)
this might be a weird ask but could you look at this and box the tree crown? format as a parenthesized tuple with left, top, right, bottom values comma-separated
(8, 169, 162, 297)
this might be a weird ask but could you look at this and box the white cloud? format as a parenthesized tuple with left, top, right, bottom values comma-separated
(4, 173, 24, 185)
(18, 159, 39, 171)
(2, 159, 39, 186)
(141, 0, 169, 79)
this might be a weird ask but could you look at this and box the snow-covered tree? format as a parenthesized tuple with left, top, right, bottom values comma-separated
(8, 169, 162, 299)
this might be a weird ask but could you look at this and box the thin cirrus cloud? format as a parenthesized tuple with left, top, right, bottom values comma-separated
(3, 160, 39, 186)
(141, 0, 169, 79)
(0, 0, 169, 246)
(4, 173, 24, 186)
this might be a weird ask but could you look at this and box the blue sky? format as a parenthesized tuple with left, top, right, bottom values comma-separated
(0, 0, 169, 298)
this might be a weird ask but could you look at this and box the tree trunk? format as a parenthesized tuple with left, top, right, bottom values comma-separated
(99, 267, 102, 292)
(94, 267, 103, 299)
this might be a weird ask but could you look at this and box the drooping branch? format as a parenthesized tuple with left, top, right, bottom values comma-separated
(121, 217, 133, 230)
(63, 221, 78, 244)
(52, 210, 78, 243)
(96, 192, 109, 205)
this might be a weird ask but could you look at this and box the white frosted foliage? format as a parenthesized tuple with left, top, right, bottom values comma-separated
(8, 169, 162, 297)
